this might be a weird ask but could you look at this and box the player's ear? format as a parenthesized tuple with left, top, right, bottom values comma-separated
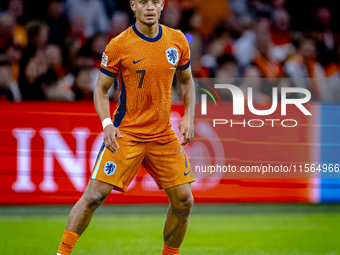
(161, 0, 165, 10)
(130, 0, 136, 12)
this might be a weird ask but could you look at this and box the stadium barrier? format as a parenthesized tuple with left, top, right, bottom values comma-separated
(0, 101, 339, 204)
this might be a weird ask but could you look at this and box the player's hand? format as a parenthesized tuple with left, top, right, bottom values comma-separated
(104, 125, 123, 153)
(178, 113, 194, 146)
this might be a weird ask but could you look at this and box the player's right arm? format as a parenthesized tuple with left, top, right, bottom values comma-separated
(94, 72, 122, 153)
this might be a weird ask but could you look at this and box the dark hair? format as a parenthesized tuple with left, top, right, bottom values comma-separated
(255, 11, 271, 22)
(217, 54, 237, 67)
(0, 59, 12, 67)
(25, 20, 47, 41)
(291, 32, 315, 49)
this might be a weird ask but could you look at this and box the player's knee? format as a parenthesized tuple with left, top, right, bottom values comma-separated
(82, 192, 107, 209)
(171, 193, 193, 216)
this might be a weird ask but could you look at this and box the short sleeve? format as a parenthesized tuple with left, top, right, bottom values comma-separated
(100, 39, 120, 78)
(177, 31, 191, 71)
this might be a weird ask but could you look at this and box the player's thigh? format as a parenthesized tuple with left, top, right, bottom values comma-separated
(143, 139, 195, 190)
(91, 138, 146, 192)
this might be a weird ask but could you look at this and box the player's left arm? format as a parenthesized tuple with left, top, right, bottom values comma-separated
(176, 65, 196, 146)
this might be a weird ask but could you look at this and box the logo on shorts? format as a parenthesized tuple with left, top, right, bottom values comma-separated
(166, 47, 179, 65)
(104, 161, 116, 176)
(184, 170, 191, 176)
(101, 52, 108, 67)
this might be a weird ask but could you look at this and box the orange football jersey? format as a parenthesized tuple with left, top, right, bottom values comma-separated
(100, 24, 190, 141)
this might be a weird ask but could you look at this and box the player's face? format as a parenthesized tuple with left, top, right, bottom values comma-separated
(131, 0, 164, 27)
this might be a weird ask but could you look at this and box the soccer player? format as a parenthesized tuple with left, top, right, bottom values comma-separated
(56, 0, 196, 255)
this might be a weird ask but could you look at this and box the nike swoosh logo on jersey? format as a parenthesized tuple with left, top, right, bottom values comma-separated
(62, 242, 72, 246)
(184, 170, 191, 176)
(133, 58, 145, 64)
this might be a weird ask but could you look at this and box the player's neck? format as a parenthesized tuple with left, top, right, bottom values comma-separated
(135, 20, 159, 39)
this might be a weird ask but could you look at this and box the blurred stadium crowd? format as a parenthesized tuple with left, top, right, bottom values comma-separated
(0, 0, 340, 102)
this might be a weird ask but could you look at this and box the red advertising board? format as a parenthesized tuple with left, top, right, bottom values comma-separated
(0, 101, 315, 205)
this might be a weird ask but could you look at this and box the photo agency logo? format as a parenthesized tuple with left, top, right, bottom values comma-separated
(198, 82, 312, 128)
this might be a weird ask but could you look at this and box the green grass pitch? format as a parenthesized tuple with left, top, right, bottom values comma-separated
(0, 204, 339, 255)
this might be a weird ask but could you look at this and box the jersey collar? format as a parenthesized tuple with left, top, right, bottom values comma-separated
(132, 24, 162, 42)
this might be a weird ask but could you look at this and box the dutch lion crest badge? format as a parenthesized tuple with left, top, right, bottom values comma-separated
(165, 47, 179, 65)
(104, 161, 116, 176)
